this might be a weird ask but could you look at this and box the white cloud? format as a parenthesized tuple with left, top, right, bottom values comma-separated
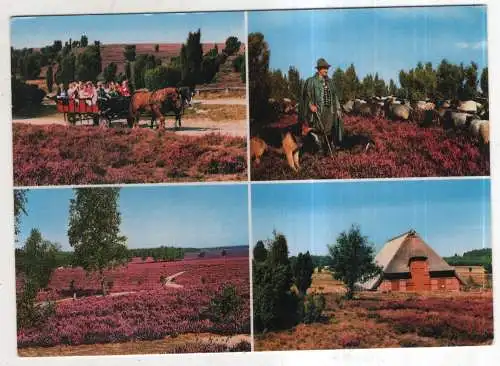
(455, 40, 487, 50)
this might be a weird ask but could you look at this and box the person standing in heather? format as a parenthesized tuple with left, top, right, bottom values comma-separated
(299, 58, 344, 154)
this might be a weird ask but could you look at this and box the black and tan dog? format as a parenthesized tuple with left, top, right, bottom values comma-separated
(250, 122, 322, 172)
(251, 122, 375, 172)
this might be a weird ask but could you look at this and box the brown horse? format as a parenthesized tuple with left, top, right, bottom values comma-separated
(128, 87, 183, 129)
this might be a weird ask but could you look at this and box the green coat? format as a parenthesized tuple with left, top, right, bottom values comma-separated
(299, 73, 343, 143)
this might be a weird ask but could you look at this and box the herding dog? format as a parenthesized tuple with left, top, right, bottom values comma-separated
(251, 123, 376, 171)
(250, 122, 322, 172)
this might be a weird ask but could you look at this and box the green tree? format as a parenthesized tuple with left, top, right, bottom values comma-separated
(75, 45, 101, 82)
(461, 62, 479, 100)
(23, 52, 42, 79)
(253, 255, 298, 332)
(52, 40, 62, 53)
(201, 46, 221, 84)
(134, 54, 157, 89)
(361, 74, 375, 99)
(343, 64, 360, 101)
(144, 65, 182, 90)
(388, 79, 398, 96)
(288, 66, 303, 102)
(248, 32, 271, 124)
(269, 69, 289, 101)
(123, 45, 136, 62)
(14, 189, 28, 240)
(328, 224, 382, 299)
(125, 61, 132, 80)
(181, 29, 204, 87)
(68, 188, 128, 295)
(223, 36, 242, 56)
(436, 59, 464, 100)
(103, 62, 117, 82)
(232, 54, 245, 73)
(373, 73, 387, 97)
(293, 251, 314, 296)
(268, 230, 289, 266)
(45, 65, 53, 92)
(253, 240, 268, 262)
(80, 35, 88, 48)
(21, 228, 60, 289)
(480, 67, 488, 97)
(333, 67, 345, 102)
(55, 53, 76, 86)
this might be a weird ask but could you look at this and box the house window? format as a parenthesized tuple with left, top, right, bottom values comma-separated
(469, 267, 472, 272)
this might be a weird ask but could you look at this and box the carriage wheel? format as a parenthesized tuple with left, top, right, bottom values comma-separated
(99, 115, 110, 128)
(67, 113, 77, 125)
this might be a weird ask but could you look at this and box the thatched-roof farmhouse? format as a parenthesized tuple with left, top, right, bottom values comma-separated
(360, 229, 463, 292)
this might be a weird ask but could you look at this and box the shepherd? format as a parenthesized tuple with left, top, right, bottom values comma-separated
(299, 58, 344, 155)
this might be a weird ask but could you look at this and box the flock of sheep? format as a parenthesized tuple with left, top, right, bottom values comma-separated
(341, 96, 489, 154)
(267, 95, 490, 155)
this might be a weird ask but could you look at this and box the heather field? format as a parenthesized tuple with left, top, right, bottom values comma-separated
(17, 256, 251, 355)
(13, 124, 247, 185)
(251, 115, 489, 181)
(255, 274, 493, 351)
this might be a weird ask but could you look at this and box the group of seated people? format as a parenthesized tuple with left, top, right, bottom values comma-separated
(56, 80, 131, 106)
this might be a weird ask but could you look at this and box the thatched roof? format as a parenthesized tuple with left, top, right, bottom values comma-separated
(360, 229, 456, 290)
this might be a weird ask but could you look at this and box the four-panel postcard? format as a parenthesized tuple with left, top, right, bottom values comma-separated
(4, 1, 493, 363)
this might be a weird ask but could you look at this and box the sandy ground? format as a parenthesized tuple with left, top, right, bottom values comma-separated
(12, 98, 248, 137)
(193, 98, 247, 105)
(18, 333, 252, 356)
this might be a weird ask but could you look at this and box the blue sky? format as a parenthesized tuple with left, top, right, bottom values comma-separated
(17, 185, 249, 251)
(248, 5, 488, 84)
(251, 179, 491, 257)
(11, 12, 245, 49)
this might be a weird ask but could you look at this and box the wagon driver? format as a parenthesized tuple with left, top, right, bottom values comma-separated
(299, 58, 344, 154)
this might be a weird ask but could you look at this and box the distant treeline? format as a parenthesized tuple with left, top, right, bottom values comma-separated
(444, 248, 492, 273)
(15, 245, 248, 272)
(249, 32, 488, 125)
(289, 254, 332, 270)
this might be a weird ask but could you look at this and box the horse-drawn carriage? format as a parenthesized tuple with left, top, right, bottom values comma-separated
(56, 87, 194, 128)
(56, 96, 131, 127)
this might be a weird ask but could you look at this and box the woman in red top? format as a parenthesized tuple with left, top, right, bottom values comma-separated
(120, 80, 131, 97)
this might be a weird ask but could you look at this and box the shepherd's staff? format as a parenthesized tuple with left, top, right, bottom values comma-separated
(313, 110, 334, 157)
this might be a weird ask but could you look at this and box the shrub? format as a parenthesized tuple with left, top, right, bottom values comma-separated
(11, 78, 46, 113)
(208, 284, 242, 322)
(301, 293, 326, 324)
(253, 262, 300, 332)
(144, 66, 181, 90)
(16, 280, 56, 329)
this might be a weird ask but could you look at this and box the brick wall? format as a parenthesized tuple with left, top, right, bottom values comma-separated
(407, 258, 431, 291)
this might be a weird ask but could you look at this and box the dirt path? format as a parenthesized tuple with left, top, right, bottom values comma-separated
(193, 98, 246, 105)
(12, 98, 248, 137)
